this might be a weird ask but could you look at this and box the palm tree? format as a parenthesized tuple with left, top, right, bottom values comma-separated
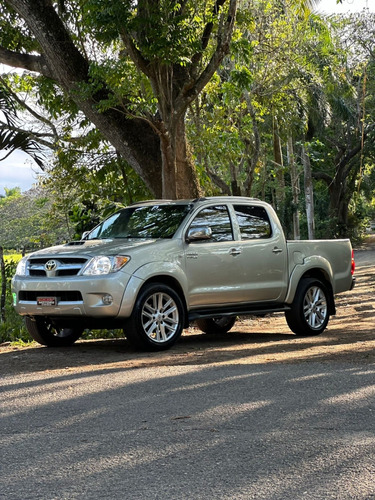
(0, 85, 44, 167)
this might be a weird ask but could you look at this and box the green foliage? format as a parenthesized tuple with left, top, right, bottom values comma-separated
(2, 257, 17, 282)
(69, 201, 101, 239)
(80, 0, 214, 65)
(0, 258, 29, 343)
(0, 81, 46, 167)
(42, 147, 151, 239)
(0, 304, 29, 343)
(0, 3, 38, 53)
(1, 0, 375, 240)
(187, 3, 375, 238)
(0, 187, 71, 250)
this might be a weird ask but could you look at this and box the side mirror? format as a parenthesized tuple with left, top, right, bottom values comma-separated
(186, 226, 212, 242)
(81, 231, 90, 240)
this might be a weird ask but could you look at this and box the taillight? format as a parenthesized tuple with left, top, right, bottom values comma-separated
(351, 250, 355, 275)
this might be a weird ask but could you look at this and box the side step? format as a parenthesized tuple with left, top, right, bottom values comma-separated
(188, 303, 291, 322)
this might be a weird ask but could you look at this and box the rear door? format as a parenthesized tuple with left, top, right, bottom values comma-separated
(231, 203, 288, 302)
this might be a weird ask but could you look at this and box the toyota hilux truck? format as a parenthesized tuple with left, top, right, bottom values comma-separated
(12, 197, 355, 351)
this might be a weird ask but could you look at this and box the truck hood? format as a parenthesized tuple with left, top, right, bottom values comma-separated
(29, 238, 162, 258)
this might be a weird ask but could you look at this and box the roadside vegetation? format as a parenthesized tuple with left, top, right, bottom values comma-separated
(1, 0, 374, 343)
(0, 253, 25, 342)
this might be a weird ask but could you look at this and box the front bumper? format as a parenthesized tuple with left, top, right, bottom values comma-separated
(12, 272, 132, 318)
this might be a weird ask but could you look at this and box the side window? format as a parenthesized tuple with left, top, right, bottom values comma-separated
(234, 205, 272, 240)
(189, 205, 233, 242)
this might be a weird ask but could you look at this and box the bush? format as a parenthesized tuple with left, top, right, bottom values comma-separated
(0, 303, 29, 343)
(0, 257, 31, 343)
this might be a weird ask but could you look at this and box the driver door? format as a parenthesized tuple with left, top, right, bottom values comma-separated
(184, 205, 243, 307)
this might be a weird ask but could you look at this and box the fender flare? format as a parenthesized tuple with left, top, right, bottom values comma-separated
(117, 262, 189, 318)
(285, 256, 334, 305)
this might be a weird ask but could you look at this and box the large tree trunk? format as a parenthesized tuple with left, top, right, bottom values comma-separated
(4, 0, 163, 197)
(3, 0, 237, 200)
(230, 162, 242, 196)
(313, 141, 365, 237)
(175, 119, 201, 199)
(325, 170, 352, 237)
(159, 116, 201, 199)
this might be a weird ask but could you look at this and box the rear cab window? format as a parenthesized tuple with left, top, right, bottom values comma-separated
(233, 205, 272, 240)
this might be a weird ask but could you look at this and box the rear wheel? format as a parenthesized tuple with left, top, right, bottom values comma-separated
(285, 278, 330, 336)
(196, 316, 236, 334)
(25, 317, 83, 347)
(124, 283, 185, 351)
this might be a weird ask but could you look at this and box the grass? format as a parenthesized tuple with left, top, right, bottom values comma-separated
(1, 253, 27, 343)
(4, 254, 22, 263)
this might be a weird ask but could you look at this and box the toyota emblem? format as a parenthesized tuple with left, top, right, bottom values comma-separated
(45, 260, 58, 272)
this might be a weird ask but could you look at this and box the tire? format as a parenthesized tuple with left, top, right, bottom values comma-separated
(25, 316, 83, 347)
(195, 316, 236, 334)
(285, 278, 330, 336)
(124, 283, 185, 351)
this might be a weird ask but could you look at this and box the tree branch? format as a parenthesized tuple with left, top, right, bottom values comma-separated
(119, 30, 152, 78)
(0, 47, 52, 77)
(176, 0, 237, 112)
(340, 143, 362, 180)
(191, 0, 227, 68)
(0, 76, 59, 139)
(312, 171, 333, 185)
(0, 124, 55, 149)
(4, 0, 163, 195)
(340, 123, 375, 179)
(206, 167, 231, 195)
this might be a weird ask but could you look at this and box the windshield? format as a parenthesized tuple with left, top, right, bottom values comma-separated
(86, 204, 192, 240)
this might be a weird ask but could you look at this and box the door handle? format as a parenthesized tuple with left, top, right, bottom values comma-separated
(229, 248, 242, 256)
(272, 247, 283, 254)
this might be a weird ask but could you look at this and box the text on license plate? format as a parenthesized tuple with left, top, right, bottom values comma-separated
(37, 297, 57, 306)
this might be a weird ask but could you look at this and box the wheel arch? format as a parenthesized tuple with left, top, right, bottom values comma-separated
(142, 275, 189, 326)
(286, 267, 336, 315)
(120, 273, 189, 327)
(124, 277, 188, 351)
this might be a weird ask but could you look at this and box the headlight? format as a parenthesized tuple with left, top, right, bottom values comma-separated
(82, 255, 130, 275)
(15, 257, 28, 276)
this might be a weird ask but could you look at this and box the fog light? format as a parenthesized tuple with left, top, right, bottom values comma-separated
(102, 294, 113, 305)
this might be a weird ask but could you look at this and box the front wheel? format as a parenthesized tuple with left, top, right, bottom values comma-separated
(25, 317, 83, 347)
(124, 283, 185, 351)
(285, 278, 330, 336)
(195, 316, 236, 334)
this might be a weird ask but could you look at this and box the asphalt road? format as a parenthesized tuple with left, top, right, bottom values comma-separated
(1, 248, 374, 500)
(1, 356, 374, 499)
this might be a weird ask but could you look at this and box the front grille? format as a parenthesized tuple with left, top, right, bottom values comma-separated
(19, 291, 83, 302)
(27, 257, 89, 277)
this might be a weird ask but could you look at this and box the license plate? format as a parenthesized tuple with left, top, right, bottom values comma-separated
(37, 297, 57, 306)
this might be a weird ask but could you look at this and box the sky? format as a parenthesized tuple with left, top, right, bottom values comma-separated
(0, 151, 43, 196)
(316, 0, 373, 14)
(0, 0, 374, 197)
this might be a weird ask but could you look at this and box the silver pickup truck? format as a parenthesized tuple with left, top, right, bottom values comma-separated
(12, 197, 355, 351)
